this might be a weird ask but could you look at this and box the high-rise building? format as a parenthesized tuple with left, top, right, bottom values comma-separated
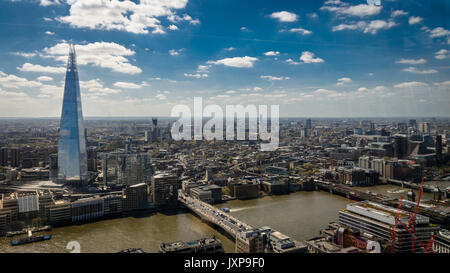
(151, 172, 180, 207)
(0, 147, 8, 166)
(418, 122, 430, 135)
(123, 183, 148, 211)
(9, 148, 20, 167)
(393, 135, 408, 159)
(101, 150, 152, 187)
(57, 45, 88, 187)
(435, 135, 442, 162)
(305, 119, 312, 130)
(87, 147, 98, 172)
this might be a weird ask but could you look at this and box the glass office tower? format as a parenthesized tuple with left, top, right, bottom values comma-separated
(57, 45, 88, 187)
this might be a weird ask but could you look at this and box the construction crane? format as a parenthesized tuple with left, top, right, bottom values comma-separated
(389, 177, 434, 253)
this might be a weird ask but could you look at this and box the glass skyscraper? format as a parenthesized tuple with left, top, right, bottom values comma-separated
(57, 45, 88, 186)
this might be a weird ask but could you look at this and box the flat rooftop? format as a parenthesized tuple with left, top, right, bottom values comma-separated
(345, 201, 429, 226)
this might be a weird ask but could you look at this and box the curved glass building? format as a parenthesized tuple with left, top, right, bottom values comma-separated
(57, 45, 88, 187)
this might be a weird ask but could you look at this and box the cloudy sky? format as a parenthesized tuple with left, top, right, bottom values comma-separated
(0, 0, 449, 117)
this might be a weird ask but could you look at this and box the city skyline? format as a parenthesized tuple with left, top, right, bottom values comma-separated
(0, 0, 449, 118)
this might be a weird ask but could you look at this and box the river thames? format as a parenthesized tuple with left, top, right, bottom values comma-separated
(0, 182, 446, 253)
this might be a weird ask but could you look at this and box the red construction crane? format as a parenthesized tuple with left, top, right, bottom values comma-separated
(389, 177, 434, 253)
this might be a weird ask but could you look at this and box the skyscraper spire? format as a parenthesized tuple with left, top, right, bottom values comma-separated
(57, 44, 88, 187)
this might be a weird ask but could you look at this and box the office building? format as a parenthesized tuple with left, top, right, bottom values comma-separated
(0, 147, 7, 166)
(151, 173, 180, 207)
(101, 146, 152, 187)
(433, 229, 450, 253)
(305, 119, 312, 129)
(228, 180, 259, 200)
(123, 183, 148, 211)
(57, 45, 88, 186)
(71, 197, 104, 222)
(418, 122, 430, 135)
(38, 192, 53, 221)
(17, 192, 39, 218)
(339, 201, 438, 252)
(9, 148, 21, 167)
(47, 201, 72, 226)
(435, 135, 442, 162)
(236, 227, 270, 253)
(393, 135, 408, 159)
(87, 147, 98, 172)
(103, 195, 123, 215)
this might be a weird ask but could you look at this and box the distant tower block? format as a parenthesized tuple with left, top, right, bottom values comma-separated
(57, 44, 88, 187)
(152, 117, 158, 127)
(305, 119, 312, 130)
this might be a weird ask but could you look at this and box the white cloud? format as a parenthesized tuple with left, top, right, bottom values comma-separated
(45, 31, 55, 35)
(0, 88, 29, 101)
(80, 79, 121, 96)
(57, 0, 197, 34)
(288, 28, 312, 35)
(395, 58, 426, 65)
(264, 51, 280, 56)
(169, 49, 182, 56)
(260, 75, 290, 81)
(333, 19, 397, 34)
(321, 1, 382, 18)
(270, 11, 298, 22)
(435, 49, 449, 60)
(225, 90, 236, 94)
(156, 94, 167, 100)
(314, 88, 335, 95)
(408, 16, 423, 25)
(43, 42, 142, 74)
(285, 58, 300, 65)
(391, 10, 408, 17)
(17, 63, 66, 74)
(168, 24, 179, 31)
(113, 81, 147, 89)
(429, 27, 450, 38)
(394, 81, 428, 88)
(207, 56, 258, 68)
(299, 51, 324, 63)
(36, 76, 53, 82)
(40, 0, 61, 6)
(253, 87, 262, 91)
(240, 26, 249, 32)
(184, 73, 208, 79)
(402, 67, 438, 74)
(0, 71, 43, 89)
(333, 21, 365, 31)
(167, 13, 200, 25)
(337, 77, 352, 86)
(196, 65, 210, 73)
(357, 87, 368, 92)
(224, 47, 235, 51)
(11, 52, 36, 58)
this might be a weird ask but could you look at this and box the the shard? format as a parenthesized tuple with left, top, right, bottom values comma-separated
(57, 44, 88, 186)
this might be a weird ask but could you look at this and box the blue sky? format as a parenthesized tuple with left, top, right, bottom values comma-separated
(0, 0, 449, 117)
